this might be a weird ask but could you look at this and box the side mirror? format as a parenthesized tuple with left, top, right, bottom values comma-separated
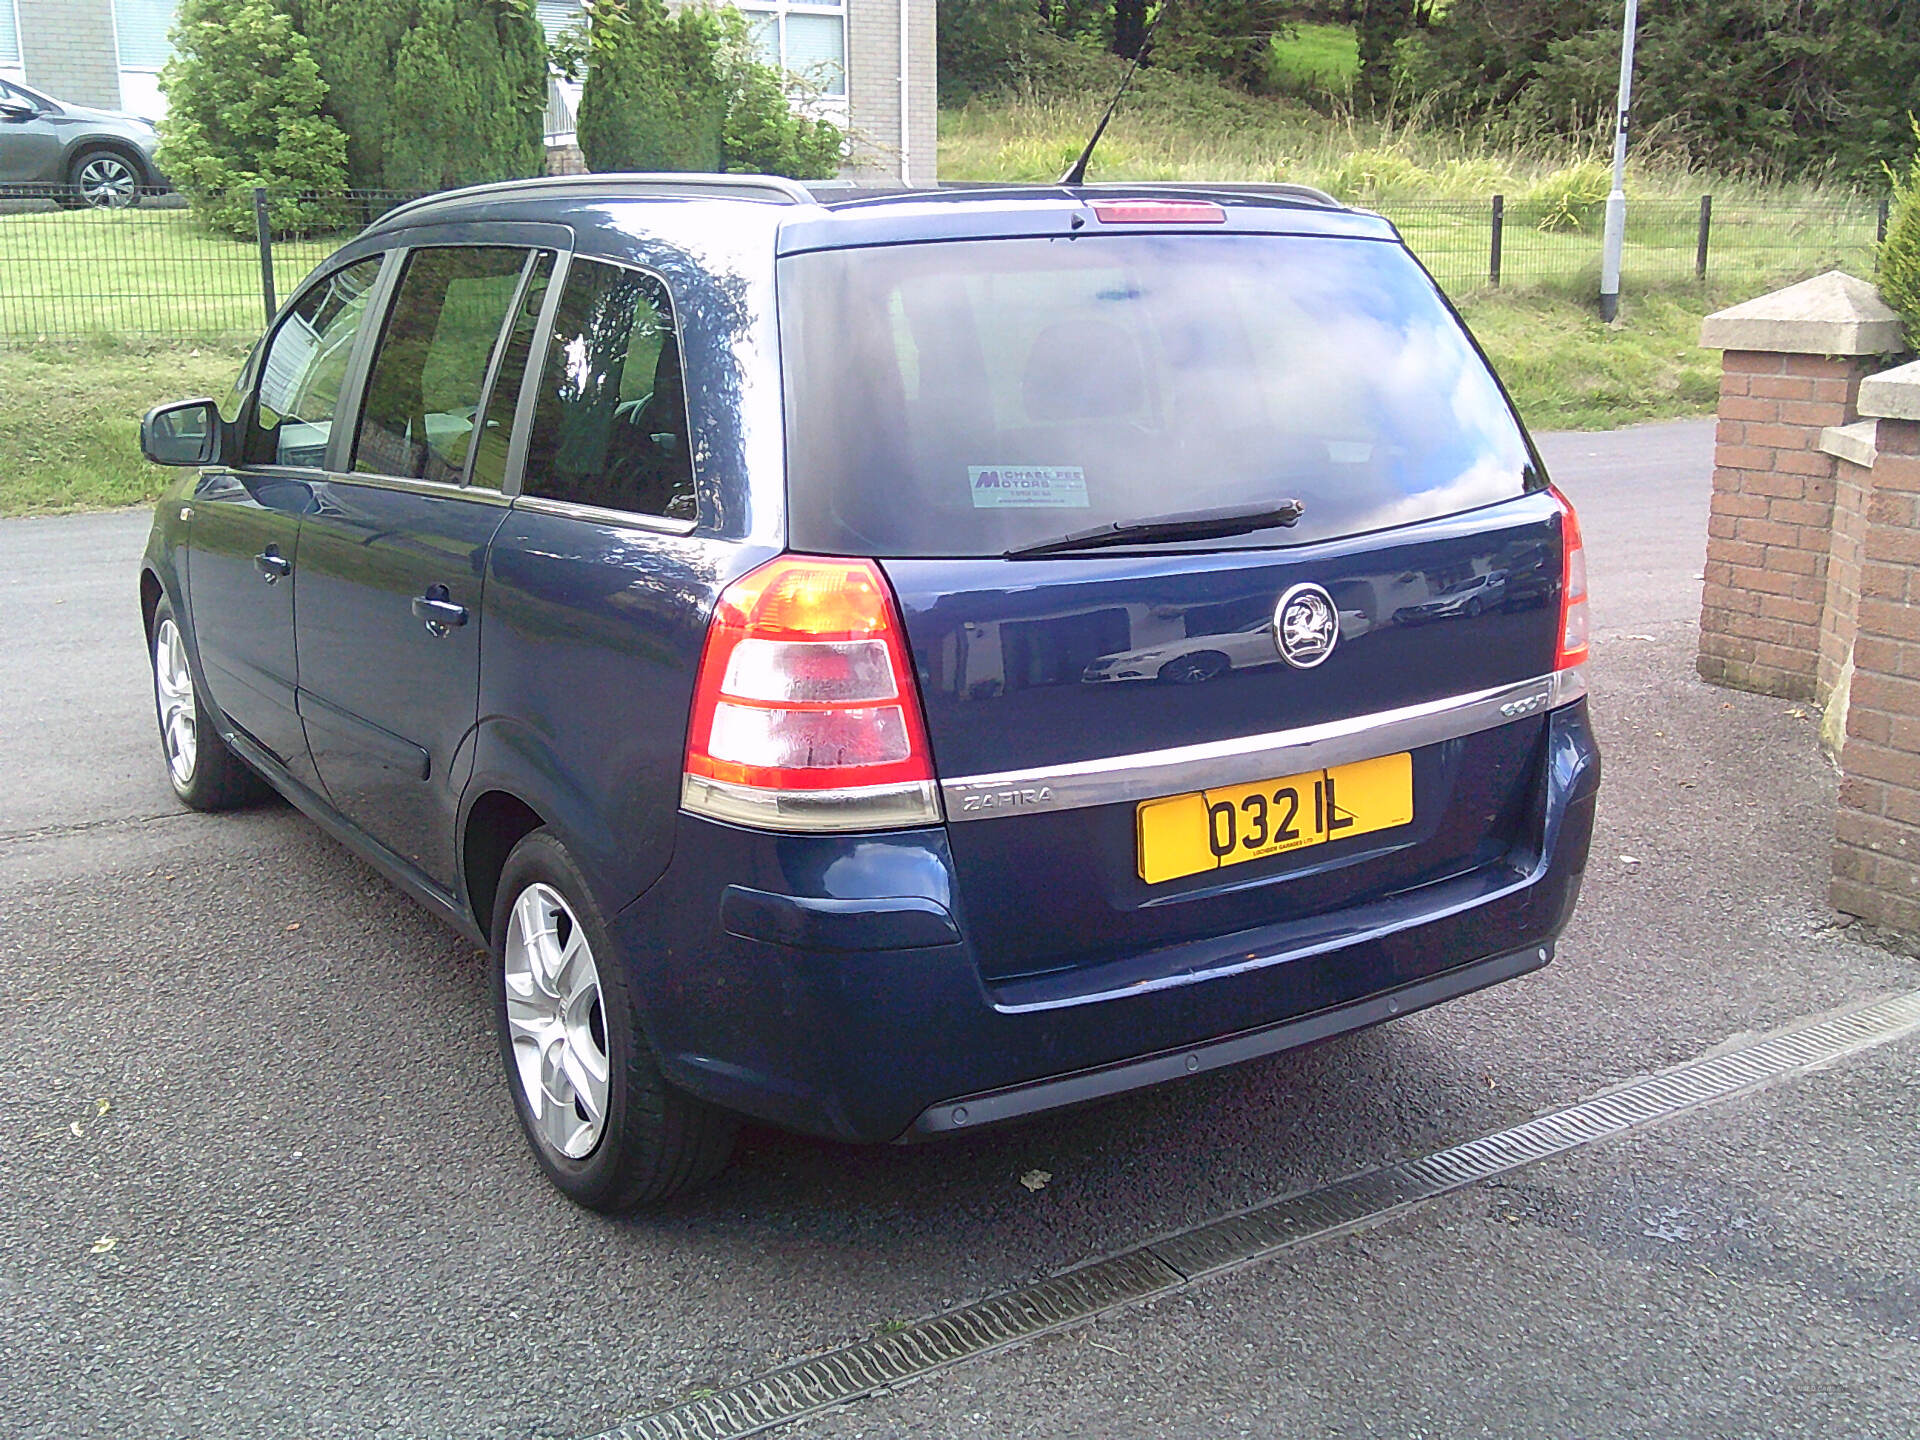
(0, 100, 37, 121)
(141, 398, 223, 467)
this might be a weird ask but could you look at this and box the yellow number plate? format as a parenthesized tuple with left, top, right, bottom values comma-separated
(1136, 752, 1414, 885)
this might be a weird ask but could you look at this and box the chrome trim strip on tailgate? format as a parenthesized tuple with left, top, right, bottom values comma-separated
(942, 665, 1586, 822)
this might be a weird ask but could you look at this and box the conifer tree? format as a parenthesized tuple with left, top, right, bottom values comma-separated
(576, 0, 729, 174)
(292, 0, 546, 193)
(156, 0, 349, 236)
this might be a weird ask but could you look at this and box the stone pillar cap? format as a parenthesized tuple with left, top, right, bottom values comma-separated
(1699, 271, 1905, 356)
(1858, 358, 1920, 421)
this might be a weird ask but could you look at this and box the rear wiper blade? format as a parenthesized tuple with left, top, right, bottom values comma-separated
(1005, 499, 1306, 559)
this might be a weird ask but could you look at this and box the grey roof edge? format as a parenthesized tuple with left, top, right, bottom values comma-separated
(365, 173, 815, 233)
(1857, 358, 1920, 422)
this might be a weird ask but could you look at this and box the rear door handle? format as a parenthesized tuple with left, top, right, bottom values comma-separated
(254, 549, 291, 583)
(412, 586, 468, 637)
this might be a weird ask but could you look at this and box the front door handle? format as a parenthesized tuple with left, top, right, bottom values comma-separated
(412, 586, 469, 638)
(254, 549, 291, 583)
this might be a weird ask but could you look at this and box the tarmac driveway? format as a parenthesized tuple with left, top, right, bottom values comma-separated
(3, 417, 1916, 1439)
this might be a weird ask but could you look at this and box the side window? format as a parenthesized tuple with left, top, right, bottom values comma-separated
(352, 246, 531, 484)
(467, 251, 555, 492)
(247, 257, 383, 468)
(521, 258, 695, 521)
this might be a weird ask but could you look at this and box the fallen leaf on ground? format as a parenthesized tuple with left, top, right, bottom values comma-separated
(1019, 1169, 1052, 1192)
(286, 922, 301, 931)
(68, 1121, 84, 1138)
(96, 1099, 111, 1116)
(91, 1236, 117, 1254)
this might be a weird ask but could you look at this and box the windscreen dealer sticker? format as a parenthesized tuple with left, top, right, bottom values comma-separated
(968, 466, 1089, 508)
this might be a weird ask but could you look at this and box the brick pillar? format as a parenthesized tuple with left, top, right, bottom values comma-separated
(1696, 273, 1905, 701)
(1831, 364, 1920, 935)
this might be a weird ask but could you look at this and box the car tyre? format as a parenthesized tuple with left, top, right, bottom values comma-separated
(491, 830, 737, 1210)
(150, 597, 270, 811)
(1158, 651, 1229, 685)
(68, 148, 143, 208)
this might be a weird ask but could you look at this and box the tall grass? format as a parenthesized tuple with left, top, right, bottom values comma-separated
(937, 81, 1873, 209)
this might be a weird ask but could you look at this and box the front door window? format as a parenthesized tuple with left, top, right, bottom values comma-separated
(248, 258, 384, 469)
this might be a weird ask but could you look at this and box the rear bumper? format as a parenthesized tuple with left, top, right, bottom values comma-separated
(614, 698, 1599, 1144)
(906, 942, 1550, 1138)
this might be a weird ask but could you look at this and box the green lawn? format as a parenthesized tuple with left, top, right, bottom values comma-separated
(0, 203, 339, 342)
(0, 338, 248, 515)
(1456, 290, 1723, 431)
(1269, 22, 1359, 95)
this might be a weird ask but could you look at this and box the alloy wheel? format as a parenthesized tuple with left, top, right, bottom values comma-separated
(77, 154, 138, 207)
(502, 883, 611, 1160)
(153, 617, 197, 787)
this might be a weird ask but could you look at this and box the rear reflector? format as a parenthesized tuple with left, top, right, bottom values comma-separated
(1552, 487, 1589, 670)
(1092, 200, 1227, 225)
(683, 555, 942, 833)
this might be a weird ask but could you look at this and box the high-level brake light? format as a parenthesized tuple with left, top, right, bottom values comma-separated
(681, 555, 942, 832)
(1092, 200, 1227, 225)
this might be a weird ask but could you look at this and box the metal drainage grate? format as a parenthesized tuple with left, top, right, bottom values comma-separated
(581, 990, 1920, 1440)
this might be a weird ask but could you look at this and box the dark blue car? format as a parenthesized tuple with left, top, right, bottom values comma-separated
(139, 175, 1599, 1209)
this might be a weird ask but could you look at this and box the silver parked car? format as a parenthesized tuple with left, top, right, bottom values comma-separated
(0, 78, 167, 206)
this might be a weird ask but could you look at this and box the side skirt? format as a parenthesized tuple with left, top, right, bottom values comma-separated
(224, 727, 488, 952)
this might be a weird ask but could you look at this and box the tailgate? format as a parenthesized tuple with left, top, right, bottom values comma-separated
(884, 492, 1568, 981)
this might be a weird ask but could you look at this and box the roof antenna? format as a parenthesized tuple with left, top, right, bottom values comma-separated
(1059, 0, 1180, 187)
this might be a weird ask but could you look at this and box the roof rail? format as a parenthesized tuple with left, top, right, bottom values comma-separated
(1107, 180, 1343, 208)
(365, 172, 814, 232)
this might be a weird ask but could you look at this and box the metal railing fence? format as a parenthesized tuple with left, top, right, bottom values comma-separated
(0, 187, 420, 343)
(0, 185, 1892, 344)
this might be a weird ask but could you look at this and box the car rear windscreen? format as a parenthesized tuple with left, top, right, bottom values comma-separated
(778, 233, 1536, 557)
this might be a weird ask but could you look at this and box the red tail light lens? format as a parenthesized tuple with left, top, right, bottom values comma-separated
(1553, 487, 1589, 671)
(682, 556, 941, 831)
(1092, 200, 1227, 225)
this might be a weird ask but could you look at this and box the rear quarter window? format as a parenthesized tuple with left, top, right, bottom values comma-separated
(779, 233, 1535, 558)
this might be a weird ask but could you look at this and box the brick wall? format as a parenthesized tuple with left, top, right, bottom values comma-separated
(18, 0, 121, 111)
(1818, 455, 1871, 706)
(1697, 350, 1871, 701)
(846, 0, 937, 184)
(1831, 415, 1920, 933)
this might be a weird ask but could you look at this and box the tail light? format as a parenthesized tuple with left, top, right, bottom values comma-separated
(1552, 486, 1589, 671)
(681, 555, 942, 832)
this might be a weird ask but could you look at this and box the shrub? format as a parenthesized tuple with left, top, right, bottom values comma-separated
(385, 0, 548, 191)
(935, 0, 1115, 105)
(1153, 1, 1293, 94)
(291, 0, 546, 193)
(286, 0, 408, 191)
(1528, 160, 1611, 233)
(713, 8, 842, 178)
(156, 0, 350, 238)
(576, 0, 840, 178)
(1322, 148, 1431, 205)
(1879, 123, 1920, 349)
(577, 0, 729, 172)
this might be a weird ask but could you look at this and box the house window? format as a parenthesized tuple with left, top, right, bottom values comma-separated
(736, 1, 845, 99)
(0, 1, 21, 71)
(536, 1, 585, 45)
(112, 0, 175, 71)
